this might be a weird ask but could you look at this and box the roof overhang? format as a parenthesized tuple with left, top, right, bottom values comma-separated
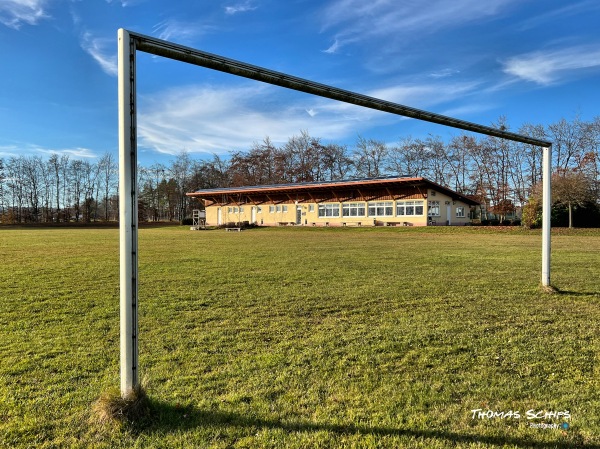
(187, 177, 481, 206)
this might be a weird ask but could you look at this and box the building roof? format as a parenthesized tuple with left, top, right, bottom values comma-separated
(187, 176, 480, 206)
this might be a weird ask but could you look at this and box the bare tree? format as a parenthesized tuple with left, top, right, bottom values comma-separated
(353, 136, 388, 178)
(548, 116, 591, 172)
(387, 136, 431, 178)
(97, 152, 118, 221)
(170, 151, 193, 221)
(321, 143, 353, 181)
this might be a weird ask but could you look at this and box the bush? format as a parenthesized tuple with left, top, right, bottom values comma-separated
(489, 219, 500, 226)
(219, 221, 258, 230)
(181, 217, 193, 225)
(522, 198, 542, 229)
(481, 219, 490, 226)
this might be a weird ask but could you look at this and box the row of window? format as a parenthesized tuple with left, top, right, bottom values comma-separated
(227, 201, 466, 218)
(227, 205, 291, 214)
(320, 201, 427, 218)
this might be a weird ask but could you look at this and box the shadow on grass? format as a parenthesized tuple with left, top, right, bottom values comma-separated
(555, 288, 600, 297)
(126, 398, 595, 448)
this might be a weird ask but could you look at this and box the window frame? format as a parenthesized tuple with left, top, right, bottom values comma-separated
(396, 200, 424, 216)
(342, 202, 366, 217)
(368, 201, 394, 217)
(318, 203, 340, 218)
(428, 201, 440, 217)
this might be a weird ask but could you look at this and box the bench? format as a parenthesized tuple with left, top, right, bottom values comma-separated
(342, 222, 362, 227)
(225, 227, 242, 232)
(385, 221, 413, 227)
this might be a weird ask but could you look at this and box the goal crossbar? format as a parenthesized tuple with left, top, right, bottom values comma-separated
(132, 31, 550, 147)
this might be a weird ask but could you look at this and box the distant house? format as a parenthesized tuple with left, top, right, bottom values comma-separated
(186, 176, 480, 227)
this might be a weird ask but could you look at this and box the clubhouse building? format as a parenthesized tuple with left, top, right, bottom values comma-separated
(186, 176, 479, 227)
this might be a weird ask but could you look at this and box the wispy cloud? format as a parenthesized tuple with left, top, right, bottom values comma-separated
(35, 147, 99, 158)
(0, 144, 19, 158)
(323, 39, 340, 54)
(503, 45, 600, 85)
(225, 1, 257, 15)
(372, 82, 479, 105)
(321, 0, 519, 54)
(428, 68, 460, 79)
(137, 79, 482, 155)
(0, 0, 48, 29)
(517, 1, 600, 31)
(0, 143, 99, 159)
(153, 19, 215, 43)
(138, 83, 350, 155)
(80, 32, 118, 77)
(105, 0, 144, 7)
(440, 103, 496, 119)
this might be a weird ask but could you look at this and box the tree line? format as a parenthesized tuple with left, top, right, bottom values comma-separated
(1, 115, 598, 225)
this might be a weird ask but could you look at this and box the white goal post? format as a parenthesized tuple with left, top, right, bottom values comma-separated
(117, 28, 552, 397)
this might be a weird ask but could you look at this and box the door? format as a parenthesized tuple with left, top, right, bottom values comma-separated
(296, 207, 302, 225)
(446, 204, 452, 226)
(251, 206, 257, 224)
(217, 208, 222, 226)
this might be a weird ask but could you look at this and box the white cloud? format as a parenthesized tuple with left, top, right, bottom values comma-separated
(368, 81, 480, 108)
(138, 83, 353, 155)
(0, 0, 48, 29)
(105, 0, 143, 6)
(320, 0, 519, 54)
(137, 79, 482, 155)
(0, 144, 19, 158)
(440, 103, 496, 119)
(323, 39, 340, 54)
(35, 146, 99, 158)
(429, 68, 460, 79)
(0, 143, 99, 159)
(80, 32, 118, 77)
(225, 1, 257, 15)
(517, 1, 600, 31)
(503, 45, 600, 85)
(153, 19, 214, 43)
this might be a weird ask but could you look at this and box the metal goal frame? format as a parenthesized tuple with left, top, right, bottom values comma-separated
(118, 28, 552, 397)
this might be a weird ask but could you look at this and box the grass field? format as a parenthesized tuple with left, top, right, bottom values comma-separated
(1, 226, 599, 448)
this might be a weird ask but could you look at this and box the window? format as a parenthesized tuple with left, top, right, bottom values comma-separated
(282, 205, 288, 212)
(428, 201, 440, 216)
(276, 205, 281, 212)
(239, 206, 244, 213)
(269, 205, 275, 213)
(396, 200, 424, 216)
(308, 204, 315, 212)
(342, 202, 366, 217)
(227, 207, 232, 213)
(257, 206, 262, 213)
(368, 201, 393, 216)
(318, 203, 340, 217)
(456, 206, 465, 218)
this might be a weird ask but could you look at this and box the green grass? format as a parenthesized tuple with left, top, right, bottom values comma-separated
(1, 226, 599, 448)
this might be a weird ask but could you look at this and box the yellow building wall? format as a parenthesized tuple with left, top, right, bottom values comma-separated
(427, 190, 471, 226)
(204, 189, 472, 227)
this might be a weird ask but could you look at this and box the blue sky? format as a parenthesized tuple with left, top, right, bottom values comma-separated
(1, 0, 599, 166)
